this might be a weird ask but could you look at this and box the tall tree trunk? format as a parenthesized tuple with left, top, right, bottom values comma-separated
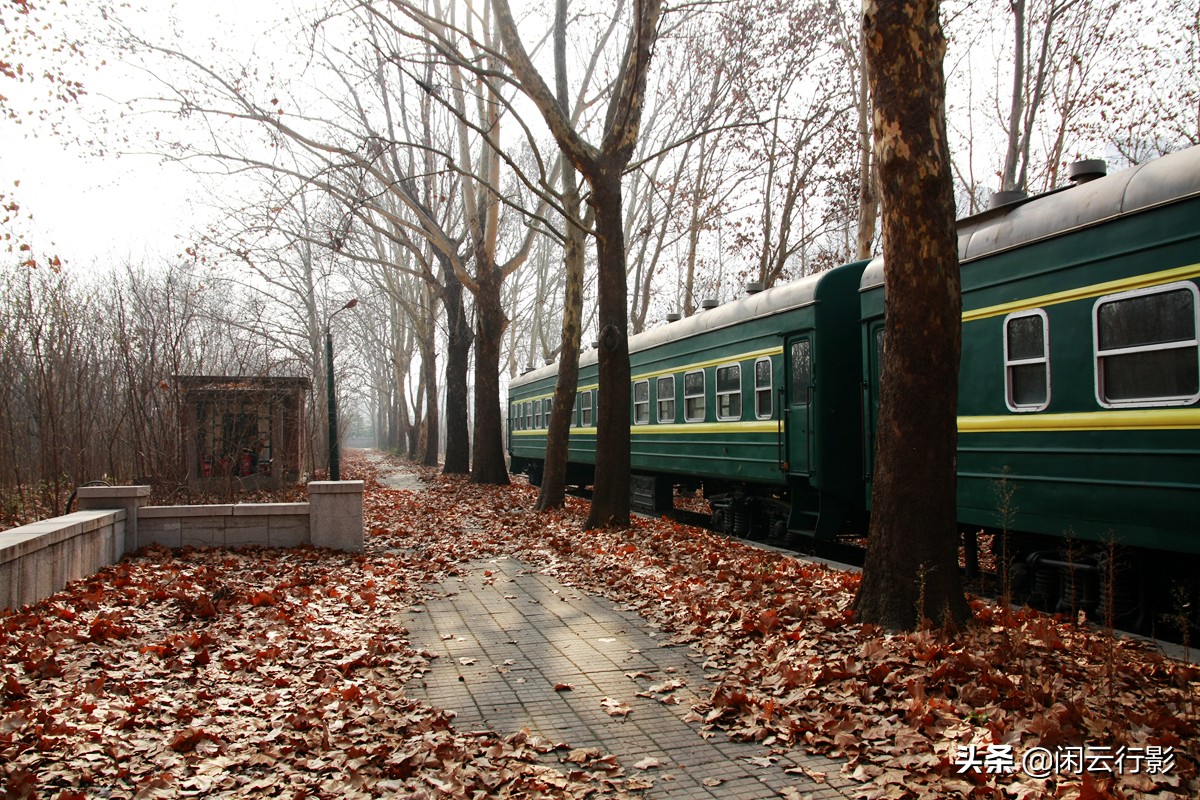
(538, 0, 587, 511)
(585, 168, 632, 529)
(442, 264, 471, 473)
(855, 25, 878, 261)
(537, 189, 586, 510)
(470, 262, 511, 485)
(1001, 0, 1028, 191)
(417, 333, 437, 465)
(854, 0, 970, 630)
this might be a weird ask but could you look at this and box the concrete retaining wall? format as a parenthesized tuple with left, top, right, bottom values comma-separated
(0, 510, 126, 611)
(0, 481, 364, 612)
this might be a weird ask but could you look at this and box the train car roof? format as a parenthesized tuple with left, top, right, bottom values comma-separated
(512, 259, 869, 390)
(859, 144, 1200, 291)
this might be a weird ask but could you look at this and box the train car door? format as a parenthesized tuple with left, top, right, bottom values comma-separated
(784, 335, 813, 475)
(862, 322, 885, 486)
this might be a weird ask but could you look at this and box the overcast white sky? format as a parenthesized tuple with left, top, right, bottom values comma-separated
(1, 1, 303, 268)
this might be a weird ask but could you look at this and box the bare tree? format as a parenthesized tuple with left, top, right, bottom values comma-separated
(492, 0, 663, 529)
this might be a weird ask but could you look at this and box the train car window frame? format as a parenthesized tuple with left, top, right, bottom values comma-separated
(754, 357, 773, 420)
(580, 390, 593, 427)
(571, 394, 579, 428)
(715, 363, 742, 421)
(543, 398, 553, 428)
(534, 399, 543, 428)
(790, 339, 812, 403)
(632, 380, 650, 425)
(684, 369, 706, 422)
(1003, 309, 1051, 412)
(656, 375, 676, 423)
(1093, 281, 1200, 408)
(525, 402, 533, 430)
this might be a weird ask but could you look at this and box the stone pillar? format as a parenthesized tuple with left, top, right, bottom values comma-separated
(75, 485, 151, 558)
(308, 481, 364, 553)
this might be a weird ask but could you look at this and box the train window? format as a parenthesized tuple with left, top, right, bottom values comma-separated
(1094, 282, 1199, 407)
(1004, 310, 1050, 412)
(684, 370, 706, 422)
(525, 402, 533, 430)
(633, 380, 650, 424)
(657, 376, 675, 423)
(543, 398, 552, 428)
(790, 340, 812, 402)
(754, 358, 772, 419)
(571, 394, 579, 427)
(534, 399, 543, 428)
(581, 390, 593, 427)
(716, 364, 741, 421)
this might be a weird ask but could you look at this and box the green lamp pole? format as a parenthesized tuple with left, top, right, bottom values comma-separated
(325, 297, 358, 481)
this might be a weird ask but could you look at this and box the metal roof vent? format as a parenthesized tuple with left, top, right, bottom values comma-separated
(544, 358, 555, 366)
(665, 312, 681, 322)
(700, 298, 719, 310)
(745, 281, 764, 295)
(1067, 158, 1107, 184)
(988, 189, 1027, 209)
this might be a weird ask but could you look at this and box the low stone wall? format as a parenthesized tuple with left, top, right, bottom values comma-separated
(0, 510, 126, 611)
(0, 481, 364, 612)
(139, 503, 311, 550)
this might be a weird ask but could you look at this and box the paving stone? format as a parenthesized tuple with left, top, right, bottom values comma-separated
(400, 555, 858, 800)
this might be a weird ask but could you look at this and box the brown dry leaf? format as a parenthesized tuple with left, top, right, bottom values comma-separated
(600, 697, 632, 717)
(785, 765, 828, 783)
(7, 451, 1199, 800)
(632, 756, 662, 770)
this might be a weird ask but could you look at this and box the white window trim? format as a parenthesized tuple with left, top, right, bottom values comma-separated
(1003, 308, 1051, 413)
(632, 379, 650, 425)
(715, 362, 742, 422)
(1093, 281, 1200, 409)
(754, 357, 773, 420)
(684, 369, 706, 423)
(656, 375, 675, 424)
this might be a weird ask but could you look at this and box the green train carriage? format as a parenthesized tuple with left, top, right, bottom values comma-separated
(508, 259, 871, 539)
(510, 145, 1198, 625)
(860, 145, 1200, 619)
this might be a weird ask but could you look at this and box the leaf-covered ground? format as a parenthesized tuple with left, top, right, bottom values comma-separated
(3, 451, 1197, 799)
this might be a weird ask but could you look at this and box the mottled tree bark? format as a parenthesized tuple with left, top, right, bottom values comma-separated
(584, 170, 633, 529)
(470, 260, 511, 485)
(854, 0, 970, 630)
(441, 264, 472, 474)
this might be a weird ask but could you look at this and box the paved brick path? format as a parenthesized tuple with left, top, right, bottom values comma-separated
(400, 556, 861, 800)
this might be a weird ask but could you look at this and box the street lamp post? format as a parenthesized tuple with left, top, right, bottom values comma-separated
(325, 298, 358, 481)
